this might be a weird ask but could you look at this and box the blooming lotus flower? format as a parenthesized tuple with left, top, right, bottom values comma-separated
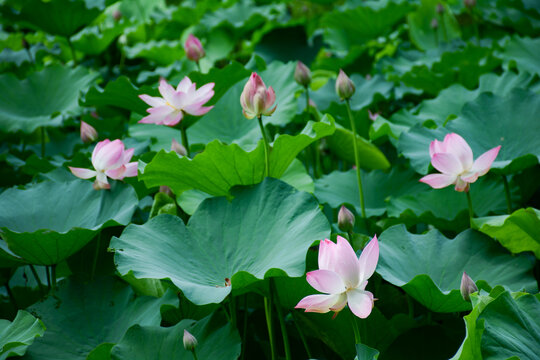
(419, 133, 501, 192)
(80, 121, 98, 143)
(240, 72, 276, 119)
(69, 139, 137, 190)
(295, 235, 379, 319)
(184, 34, 205, 62)
(139, 77, 214, 126)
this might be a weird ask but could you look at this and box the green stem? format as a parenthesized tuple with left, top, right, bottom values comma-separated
(291, 311, 312, 358)
(271, 279, 291, 360)
(5, 283, 17, 309)
(350, 310, 361, 345)
(29, 265, 45, 297)
(258, 115, 270, 177)
(45, 265, 51, 291)
(241, 295, 249, 360)
(229, 294, 237, 328)
(466, 190, 474, 228)
(191, 350, 199, 360)
(181, 125, 190, 157)
(345, 100, 366, 220)
(406, 294, 414, 319)
(40, 127, 45, 158)
(264, 293, 276, 360)
(67, 38, 77, 66)
(502, 175, 512, 214)
(51, 264, 57, 296)
(91, 233, 101, 281)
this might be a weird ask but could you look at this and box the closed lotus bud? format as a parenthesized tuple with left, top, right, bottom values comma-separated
(335, 70, 355, 100)
(80, 121, 98, 143)
(183, 329, 198, 351)
(159, 185, 174, 197)
(464, 0, 476, 8)
(436, 3, 444, 14)
(171, 139, 187, 156)
(338, 205, 355, 232)
(240, 72, 277, 119)
(430, 18, 439, 29)
(184, 34, 205, 62)
(112, 10, 122, 21)
(294, 61, 311, 87)
(460, 272, 478, 302)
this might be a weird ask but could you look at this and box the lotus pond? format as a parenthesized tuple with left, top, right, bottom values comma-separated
(0, 0, 539, 359)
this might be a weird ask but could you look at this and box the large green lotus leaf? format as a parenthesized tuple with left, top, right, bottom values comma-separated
(111, 178, 330, 305)
(377, 225, 537, 312)
(2, 0, 106, 37)
(503, 36, 540, 76)
(400, 89, 540, 175)
(22, 277, 177, 360)
(110, 313, 240, 360)
(321, 0, 414, 53)
(142, 116, 335, 197)
(387, 176, 509, 231)
(0, 180, 138, 265)
(71, 21, 128, 55)
(188, 61, 301, 146)
(0, 310, 45, 360)
(0, 241, 26, 268)
(314, 167, 424, 217)
(124, 40, 185, 66)
(355, 344, 380, 360)
(326, 127, 390, 170)
(0, 65, 98, 133)
(473, 208, 540, 258)
(128, 123, 182, 152)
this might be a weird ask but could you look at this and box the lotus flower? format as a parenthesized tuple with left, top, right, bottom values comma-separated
(69, 139, 137, 190)
(295, 235, 379, 319)
(139, 77, 214, 126)
(80, 121, 97, 143)
(420, 133, 501, 192)
(184, 34, 205, 62)
(240, 72, 276, 119)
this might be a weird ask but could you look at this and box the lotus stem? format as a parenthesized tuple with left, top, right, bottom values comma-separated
(264, 293, 276, 360)
(271, 278, 291, 360)
(5, 283, 17, 309)
(466, 190, 474, 228)
(291, 311, 312, 358)
(91, 232, 101, 281)
(29, 265, 46, 297)
(502, 175, 512, 214)
(345, 100, 367, 220)
(257, 115, 270, 177)
(45, 265, 51, 291)
(190, 350, 199, 360)
(241, 295, 249, 360)
(229, 294, 237, 328)
(51, 264, 57, 296)
(181, 125, 190, 157)
(67, 38, 77, 66)
(40, 127, 45, 158)
(350, 309, 361, 345)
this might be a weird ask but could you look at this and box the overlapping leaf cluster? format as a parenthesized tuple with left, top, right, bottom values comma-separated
(0, 0, 539, 359)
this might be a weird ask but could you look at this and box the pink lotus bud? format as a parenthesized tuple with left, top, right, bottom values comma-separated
(183, 329, 198, 351)
(80, 121, 98, 143)
(464, 0, 476, 8)
(294, 61, 311, 87)
(309, 99, 317, 109)
(240, 72, 277, 119)
(368, 110, 379, 121)
(436, 3, 444, 14)
(159, 186, 174, 197)
(184, 34, 205, 62)
(430, 18, 439, 29)
(112, 10, 122, 21)
(171, 139, 187, 156)
(335, 69, 355, 100)
(338, 205, 355, 232)
(460, 272, 478, 302)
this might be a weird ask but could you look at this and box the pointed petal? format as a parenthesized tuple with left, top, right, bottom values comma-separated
(69, 167, 96, 179)
(176, 77, 193, 93)
(91, 139, 110, 164)
(183, 104, 213, 116)
(429, 139, 446, 158)
(105, 166, 126, 180)
(93, 139, 125, 171)
(347, 289, 374, 319)
(295, 294, 342, 313)
(161, 111, 183, 126)
(159, 78, 176, 103)
(419, 173, 457, 189)
(306, 269, 347, 294)
(139, 94, 166, 107)
(471, 145, 501, 176)
(444, 133, 473, 170)
(122, 148, 134, 164)
(332, 236, 360, 288)
(123, 162, 138, 178)
(431, 153, 463, 175)
(358, 235, 379, 283)
(318, 239, 336, 271)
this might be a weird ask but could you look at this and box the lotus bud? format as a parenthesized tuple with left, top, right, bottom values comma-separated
(171, 139, 187, 156)
(294, 61, 311, 87)
(430, 18, 439, 29)
(368, 110, 379, 121)
(184, 34, 205, 62)
(112, 10, 122, 21)
(159, 186, 174, 198)
(240, 72, 277, 119)
(460, 272, 478, 302)
(335, 69, 355, 100)
(80, 121, 98, 143)
(338, 205, 355, 232)
(436, 3, 444, 14)
(183, 329, 198, 351)
(464, 0, 476, 8)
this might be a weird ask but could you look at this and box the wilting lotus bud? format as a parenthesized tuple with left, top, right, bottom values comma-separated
(294, 61, 311, 87)
(335, 70, 355, 100)
(171, 139, 187, 156)
(430, 18, 439, 29)
(112, 10, 122, 21)
(464, 0, 476, 8)
(338, 205, 355, 232)
(460, 272, 478, 302)
(183, 329, 198, 351)
(184, 34, 205, 62)
(240, 72, 277, 119)
(80, 121, 98, 143)
(436, 3, 444, 14)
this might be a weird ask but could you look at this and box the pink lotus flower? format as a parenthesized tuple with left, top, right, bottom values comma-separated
(295, 235, 379, 319)
(138, 77, 214, 126)
(240, 72, 276, 119)
(419, 133, 501, 192)
(184, 34, 205, 62)
(80, 121, 98, 143)
(69, 139, 138, 190)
